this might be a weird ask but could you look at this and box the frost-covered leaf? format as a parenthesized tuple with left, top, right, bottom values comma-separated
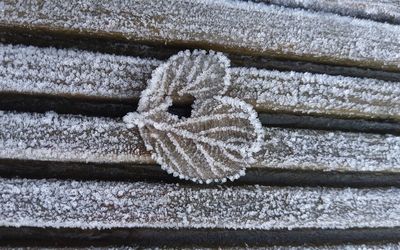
(137, 50, 231, 112)
(124, 50, 263, 183)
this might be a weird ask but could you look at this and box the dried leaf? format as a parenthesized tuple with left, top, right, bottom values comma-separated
(137, 50, 231, 112)
(124, 50, 264, 183)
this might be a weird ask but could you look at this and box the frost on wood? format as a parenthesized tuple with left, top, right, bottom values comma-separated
(2, 0, 400, 70)
(0, 111, 152, 164)
(5, 244, 400, 250)
(0, 43, 160, 99)
(237, 244, 400, 250)
(15, 244, 400, 250)
(258, 0, 400, 24)
(1, 111, 399, 173)
(2, 43, 400, 121)
(1, 178, 400, 230)
(229, 68, 400, 121)
(124, 50, 264, 183)
(260, 128, 400, 172)
(13, 243, 400, 250)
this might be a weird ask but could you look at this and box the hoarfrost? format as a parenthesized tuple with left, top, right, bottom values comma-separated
(258, 0, 400, 24)
(0, 43, 160, 99)
(1, 43, 399, 121)
(0, 111, 152, 164)
(2, 0, 400, 70)
(1, 178, 400, 230)
(1, 111, 399, 173)
(124, 50, 264, 183)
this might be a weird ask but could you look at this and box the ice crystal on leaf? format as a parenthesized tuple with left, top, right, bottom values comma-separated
(124, 50, 264, 183)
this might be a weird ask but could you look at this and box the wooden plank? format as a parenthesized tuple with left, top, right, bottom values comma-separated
(230, 68, 400, 120)
(1, 111, 399, 173)
(0, 44, 158, 100)
(1, 0, 400, 71)
(3, 159, 400, 187)
(2, 244, 400, 249)
(3, 29, 400, 83)
(1, 227, 399, 248)
(2, 44, 400, 121)
(0, 111, 152, 164)
(257, 0, 400, 24)
(1, 178, 400, 230)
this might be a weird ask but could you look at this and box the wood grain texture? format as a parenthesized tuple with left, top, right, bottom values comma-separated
(256, 0, 400, 24)
(1, 227, 400, 248)
(1, 178, 400, 230)
(1, 0, 400, 246)
(1, 0, 400, 71)
(2, 243, 400, 249)
(3, 27, 400, 83)
(0, 111, 152, 164)
(1, 111, 399, 173)
(2, 44, 400, 121)
(3, 159, 400, 188)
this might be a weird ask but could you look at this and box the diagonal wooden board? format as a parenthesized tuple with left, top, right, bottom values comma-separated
(1, 44, 400, 121)
(1, 111, 399, 173)
(257, 0, 400, 24)
(1, 178, 400, 230)
(1, 0, 400, 71)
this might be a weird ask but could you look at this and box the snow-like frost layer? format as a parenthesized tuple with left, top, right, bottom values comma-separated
(0, 111, 152, 164)
(1, 178, 400, 230)
(261, 127, 400, 172)
(258, 0, 400, 24)
(0, 44, 160, 99)
(1, 44, 400, 121)
(2, 0, 400, 70)
(7, 244, 400, 249)
(176, 244, 400, 250)
(229, 68, 400, 120)
(1, 111, 399, 172)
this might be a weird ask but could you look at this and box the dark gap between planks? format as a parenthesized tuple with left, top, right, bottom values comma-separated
(2, 26, 400, 81)
(1, 93, 400, 135)
(0, 226, 399, 247)
(1, 159, 400, 188)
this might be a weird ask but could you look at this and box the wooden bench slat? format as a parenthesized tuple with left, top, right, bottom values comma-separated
(1, 244, 398, 249)
(2, 44, 400, 121)
(230, 68, 400, 120)
(2, 244, 399, 249)
(0, 44, 158, 100)
(2, 0, 400, 71)
(1, 111, 399, 173)
(1, 178, 400, 230)
(0, 111, 152, 164)
(258, 0, 400, 24)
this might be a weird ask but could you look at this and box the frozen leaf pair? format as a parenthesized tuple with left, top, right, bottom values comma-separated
(124, 50, 264, 183)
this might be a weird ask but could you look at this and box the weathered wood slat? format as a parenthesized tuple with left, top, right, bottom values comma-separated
(1, 178, 400, 230)
(231, 68, 400, 120)
(257, 0, 400, 24)
(3, 159, 400, 187)
(2, 44, 400, 121)
(1, 111, 399, 173)
(2, 244, 400, 250)
(2, 0, 400, 71)
(0, 111, 151, 164)
(3, 30, 400, 84)
(1, 227, 400, 248)
(0, 44, 158, 100)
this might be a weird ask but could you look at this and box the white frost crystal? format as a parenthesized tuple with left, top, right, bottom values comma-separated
(1, 178, 400, 230)
(124, 50, 264, 183)
(2, 43, 400, 121)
